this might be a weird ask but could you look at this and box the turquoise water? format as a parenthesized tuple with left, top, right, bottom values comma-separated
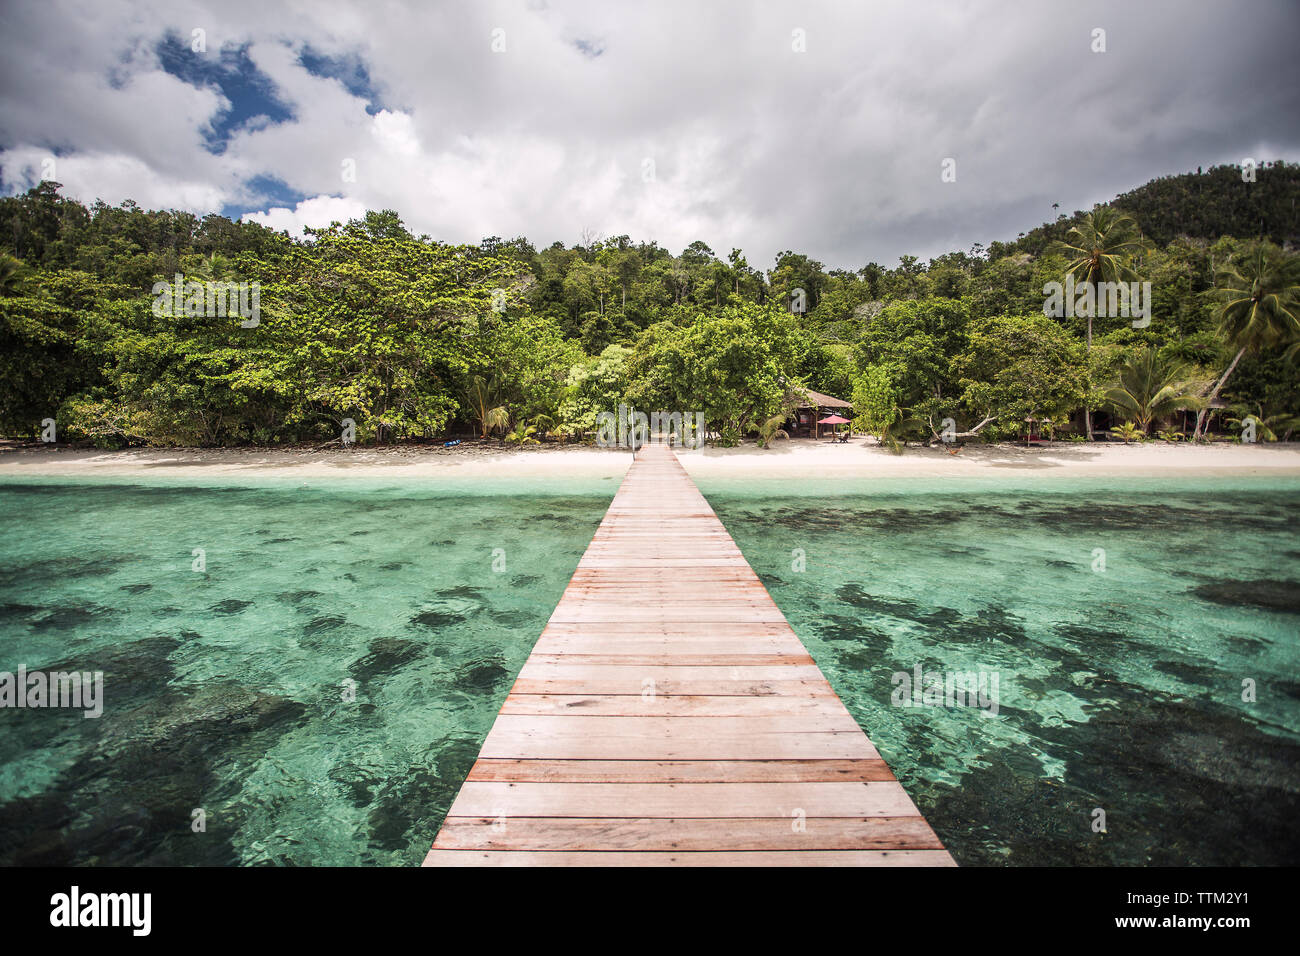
(2, 471, 1296, 866)
(697, 476, 1300, 866)
(0, 476, 616, 865)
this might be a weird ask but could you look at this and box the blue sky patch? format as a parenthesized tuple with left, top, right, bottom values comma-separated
(156, 33, 295, 154)
(298, 46, 385, 115)
(222, 174, 309, 220)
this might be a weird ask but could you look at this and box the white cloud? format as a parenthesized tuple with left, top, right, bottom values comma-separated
(242, 194, 367, 236)
(1, 0, 1297, 267)
(0, 145, 226, 211)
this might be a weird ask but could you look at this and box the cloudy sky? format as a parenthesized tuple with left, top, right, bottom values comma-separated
(1, 0, 1297, 270)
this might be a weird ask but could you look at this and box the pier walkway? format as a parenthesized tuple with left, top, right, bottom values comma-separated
(424, 442, 954, 866)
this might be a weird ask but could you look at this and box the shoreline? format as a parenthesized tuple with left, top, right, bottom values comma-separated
(2, 439, 1300, 482)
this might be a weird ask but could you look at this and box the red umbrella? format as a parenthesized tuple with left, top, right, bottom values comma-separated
(817, 413, 851, 441)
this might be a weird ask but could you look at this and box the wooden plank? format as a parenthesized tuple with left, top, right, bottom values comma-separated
(424, 441, 955, 867)
(423, 849, 956, 867)
(498, 694, 849, 717)
(478, 730, 880, 761)
(539, 622, 797, 637)
(483, 714, 867, 737)
(524, 653, 814, 667)
(432, 816, 945, 852)
(532, 637, 809, 655)
(509, 678, 839, 696)
(447, 781, 919, 818)
(465, 759, 897, 783)
(546, 609, 789, 624)
(516, 663, 824, 680)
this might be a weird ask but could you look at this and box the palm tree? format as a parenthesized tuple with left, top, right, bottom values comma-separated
(1225, 403, 1300, 443)
(464, 375, 509, 439)
(1109, 421, 1143, 444)
(1050, 207, 1154, 439)
(0, 253, 29, 297)
(1192, 245, 1300, 439)
(1284, 332, 1300, 365)
(866, 403, 924, 455)
(1104, 348, 1206, 434)
(504, 422, 540, 445)
(531, 414, 556, 440)
(200, 251, 232, 280)
(754, 413, 789, 449)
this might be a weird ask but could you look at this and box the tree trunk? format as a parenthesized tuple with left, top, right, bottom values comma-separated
(1083, 303, 1094, 440)
(927, 414, 995, 441)
(1193, 346, 1246, 440)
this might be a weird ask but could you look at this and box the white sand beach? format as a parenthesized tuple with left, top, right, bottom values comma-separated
(3, 438, 1299, 482)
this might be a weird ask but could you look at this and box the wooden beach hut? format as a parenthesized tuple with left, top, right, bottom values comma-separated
(789, 390, 853, 439)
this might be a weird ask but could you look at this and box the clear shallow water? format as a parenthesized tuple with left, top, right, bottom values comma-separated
(3, 471, 1296, 867)
(697, 476, 1300, 866)
(0, 476, 616, 865)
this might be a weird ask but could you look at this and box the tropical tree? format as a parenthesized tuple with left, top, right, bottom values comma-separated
(464, 375, 509, 438)
(1192, 245, 1300, 439)
(504, 422, 541, 445)
(1225, 403, 1300, 443)
(1109, 421, 1143, 443)
(753, 413, 790, 448)
(851, 364, 924, 453)
(853, 297, 968, 425)
(622, 303, 799, 445)
(0, 253, 30, 296)
(954, 312, 1089, 441)
(1104, 348, 1206, 434)
(4, 176, 1300, 451)
(1050, 207, 1154, 438)
(555, 344, 629, 438)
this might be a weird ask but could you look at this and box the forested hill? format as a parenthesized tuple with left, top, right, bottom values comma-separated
(991, 161, 1300, 259)
(1, 160, 1297, 448)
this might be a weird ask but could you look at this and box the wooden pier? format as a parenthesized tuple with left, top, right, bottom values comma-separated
(424, 442, 954, 866)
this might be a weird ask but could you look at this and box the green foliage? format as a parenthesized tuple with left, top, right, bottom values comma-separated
(555, 344, 630, 439)
(504, 422, 541, 445)
(850, 365, 923, 453)
(853, 298, 969, 422)
(1193, 243, 1300, 438)
(955, 313, 1089, 440)
(623, 304, 800, 443)
(2, 174, 1298, 446)
(0, 273, 85, 436)
(464, 376, 509, 439)
(1052, 207, 1154, 294)
(994, 162, 1300, 256)
(1212, 243, 1300, 354)
(1104, 348, 1206, 433)
(1109, 421, 1144, 443)
(1225, 403, 1300, 442)
(754, 413, 790, 449)
(850, 365, 899, 434)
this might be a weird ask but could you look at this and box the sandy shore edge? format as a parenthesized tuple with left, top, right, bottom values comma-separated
(2, 439, 1299, 481)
